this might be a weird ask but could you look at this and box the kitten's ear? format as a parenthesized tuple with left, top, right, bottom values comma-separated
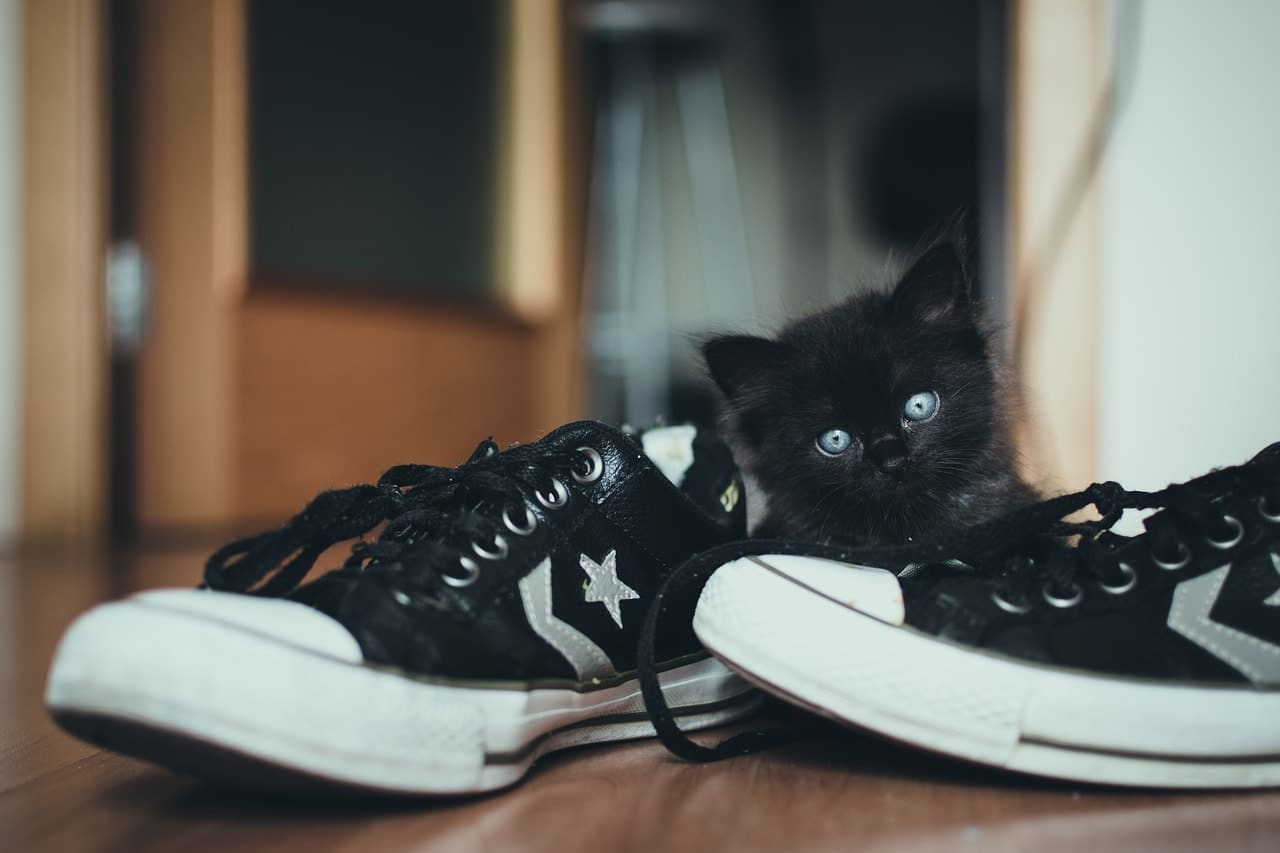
(890, 241, 972, 325)
(702, 334, 789, 401)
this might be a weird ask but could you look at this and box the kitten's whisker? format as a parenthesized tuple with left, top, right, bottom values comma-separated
(812, 481, 857, 541)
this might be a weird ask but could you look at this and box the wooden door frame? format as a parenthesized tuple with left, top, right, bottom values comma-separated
(1009, 0, 1105, 492)
(130, 0, 587, 530)
(19, 0, 109, 544)
(131, 0, 243, 529)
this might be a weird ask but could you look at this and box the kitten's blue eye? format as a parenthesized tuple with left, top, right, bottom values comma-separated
(816, 429, 853, 456)
(903, 390, 939, 422)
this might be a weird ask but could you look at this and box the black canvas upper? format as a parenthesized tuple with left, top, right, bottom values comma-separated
(898, 455, 1280, 684)
(204, 421, 746, 683)
(639, 442, 1280, 761)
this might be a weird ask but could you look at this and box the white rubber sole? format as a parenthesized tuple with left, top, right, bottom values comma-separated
(694, 557, 1280, 789)
(46, 592, 758, 795)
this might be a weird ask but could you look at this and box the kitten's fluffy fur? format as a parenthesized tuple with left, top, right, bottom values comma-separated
(703, 234, 1038, 546)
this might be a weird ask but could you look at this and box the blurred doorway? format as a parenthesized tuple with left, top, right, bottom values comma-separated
(111, 0, 588, 537)
(579, 0, 1008, 431)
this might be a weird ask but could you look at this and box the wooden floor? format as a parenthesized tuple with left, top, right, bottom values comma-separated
(4, 548, 1280, 852)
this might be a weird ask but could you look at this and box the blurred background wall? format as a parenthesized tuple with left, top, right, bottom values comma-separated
(581, 0, 997, 430)
(0, 0, 19, 547)
(1098, 0, 1280, 488)
(5, 0, 1280, 549)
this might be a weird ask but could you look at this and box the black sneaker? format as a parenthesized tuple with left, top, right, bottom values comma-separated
(641, 444, 1280, 788)
(47, 421, 758, 795)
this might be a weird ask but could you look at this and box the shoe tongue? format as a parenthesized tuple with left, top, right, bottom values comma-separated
(640, 424, 700, 487)
(640, 423, 745, 525)
(464, 438, 500, 465)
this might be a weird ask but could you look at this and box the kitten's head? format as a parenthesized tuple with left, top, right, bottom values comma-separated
(703, 237, 1004, 538)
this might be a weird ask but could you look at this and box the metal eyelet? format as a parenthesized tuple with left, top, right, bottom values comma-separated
(392, 589, 412, 606)
(1207, 514, 1244, 550)
(536, 477, 569, 510)
(1098, 562, 1138, 595)
(472, 534, 509, 561)
(1152, 541, 1191, 571)
(1042, 581, 1083, 608)
(991, 589, 1032, 615)
(445, 556, 481, 588)
(572, 446, 604, 485)
(1258, 495, 1280, 524)
(503, 504, 537, 536)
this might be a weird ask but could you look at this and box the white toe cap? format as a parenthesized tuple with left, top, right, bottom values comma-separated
(750, 555, 905, 625)
(132, 588, 364, 662)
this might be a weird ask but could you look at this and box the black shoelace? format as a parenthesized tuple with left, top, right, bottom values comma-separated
(204, 439, 600, 598)
(637, 454, 1280, 762)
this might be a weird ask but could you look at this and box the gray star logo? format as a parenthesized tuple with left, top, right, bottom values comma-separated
(580, 549, 639, 628)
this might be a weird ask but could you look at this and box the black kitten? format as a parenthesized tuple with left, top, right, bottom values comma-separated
(703, 235, 1038, 546)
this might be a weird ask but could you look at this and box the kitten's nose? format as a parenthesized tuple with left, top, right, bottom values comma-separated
(867, 435, 908, 473)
